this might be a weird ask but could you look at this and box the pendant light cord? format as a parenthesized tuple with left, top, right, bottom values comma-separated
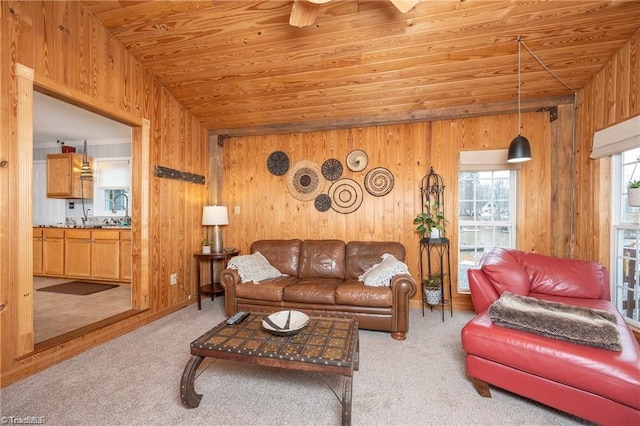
(517, 36, 522, 134)
(519, 37, 579, 256)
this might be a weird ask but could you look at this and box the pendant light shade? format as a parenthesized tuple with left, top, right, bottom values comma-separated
(507, 135, 531, 163)
(507, 36, 532, 163)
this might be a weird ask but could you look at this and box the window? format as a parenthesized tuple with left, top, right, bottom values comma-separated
(611, 147, 640, 328)
(458, 170, 517, 291)
(92, 158, 131, 217)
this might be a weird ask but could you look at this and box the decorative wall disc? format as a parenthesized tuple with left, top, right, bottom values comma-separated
(346, 149, 368, 172)
(321, 158, 343, 181)
(286, 160, 324, 201)
(314, 194, 332, 212)
(267, 151, 290, 176)
(364, 167, 394, 197)
(328, 178, 363, 214)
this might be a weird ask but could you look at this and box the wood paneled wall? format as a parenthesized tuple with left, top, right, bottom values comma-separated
(574, 29, 640, 265)
(221, 111, 552, 309)
(1, 1, 208, 385)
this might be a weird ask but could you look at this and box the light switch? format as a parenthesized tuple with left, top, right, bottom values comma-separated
(234, 206, 240, 214)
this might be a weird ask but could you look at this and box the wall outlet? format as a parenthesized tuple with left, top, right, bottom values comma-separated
(234, 206, 240, 214)
(170, 273, 178, 285)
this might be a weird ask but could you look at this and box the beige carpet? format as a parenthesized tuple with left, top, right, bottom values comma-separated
(1, 298, 591, 425)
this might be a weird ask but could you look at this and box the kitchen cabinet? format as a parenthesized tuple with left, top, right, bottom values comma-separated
(42, 228, 65, 276)
(120, 231, 132, 282)
(92, 230, 120, 280)
(65, 229, 121, 280)
(36, 227, 130, 282)
(33, 228, 43, 274)
(65, 229, 92, 278)
(46, 153, 93, 199)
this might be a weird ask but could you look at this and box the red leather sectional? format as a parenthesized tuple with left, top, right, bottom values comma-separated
(461, 247, 640, 425)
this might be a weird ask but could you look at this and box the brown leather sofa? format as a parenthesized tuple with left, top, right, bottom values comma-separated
(220, 239, 417, 339)
(461, 247, 640, 425)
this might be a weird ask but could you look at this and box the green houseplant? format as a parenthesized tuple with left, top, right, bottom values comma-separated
(423, 272, 443, 306)
(201, 238, 212, 254)
(414, 209, 447, 239)
(628, 180, 640, 207)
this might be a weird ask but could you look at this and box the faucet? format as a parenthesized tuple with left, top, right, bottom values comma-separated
(112, 193, 130, 226)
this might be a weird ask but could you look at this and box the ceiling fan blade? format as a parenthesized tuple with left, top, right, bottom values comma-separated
(390, 0, 420, 13)
(290, 0, 321, 27)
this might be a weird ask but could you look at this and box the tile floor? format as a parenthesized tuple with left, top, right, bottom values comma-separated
(34, 276, 132, 343)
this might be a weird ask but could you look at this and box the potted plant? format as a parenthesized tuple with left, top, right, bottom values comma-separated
(414, 208, 447, 239)
(201, 238, 212, 254)
(423, 272, 443, 306)
(628, 180, 640, 207)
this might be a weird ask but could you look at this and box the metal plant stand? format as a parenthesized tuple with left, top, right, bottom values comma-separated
(418, 167, 453, 321)
(419, 236, 453, 321)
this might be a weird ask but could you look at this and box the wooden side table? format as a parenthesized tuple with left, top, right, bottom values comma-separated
(194, 250, 240, 310)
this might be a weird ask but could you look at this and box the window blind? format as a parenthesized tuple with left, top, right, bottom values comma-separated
(591, 115, 640, 159)
(97, 159, 131, 189)
(459, 149, 522, 171)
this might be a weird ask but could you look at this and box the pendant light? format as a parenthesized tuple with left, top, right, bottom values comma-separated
(507, 36, 532, 163)
(80, 139, 93, 180)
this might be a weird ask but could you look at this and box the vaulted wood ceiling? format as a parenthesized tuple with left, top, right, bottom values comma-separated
(80, 0, 640, 136)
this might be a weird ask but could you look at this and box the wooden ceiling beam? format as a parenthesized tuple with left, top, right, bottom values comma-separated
(209, 95, 575, 137)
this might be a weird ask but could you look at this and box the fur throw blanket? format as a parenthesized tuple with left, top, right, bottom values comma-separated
(489, 292, 621, 351)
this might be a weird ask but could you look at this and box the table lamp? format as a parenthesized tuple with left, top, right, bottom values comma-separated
(202, 205, 229, 253)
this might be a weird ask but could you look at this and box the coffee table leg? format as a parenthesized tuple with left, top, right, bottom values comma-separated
(342, 376, 352, 426)
(354, 336, 360, 371)
(180, 355, 204, 408)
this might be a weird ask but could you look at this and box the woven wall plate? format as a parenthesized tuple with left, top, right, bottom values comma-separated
(267, 151, 290, 176)
(364, 167, 394, 197)
(328, 178, 363, 214)
(321, 158, 343, 181)
(286, 160, 324, 202)
(346, 149, 368, 172)
(314, 194, 332, 212)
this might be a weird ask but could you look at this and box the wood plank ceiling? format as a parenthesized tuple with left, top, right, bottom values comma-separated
(80, 0, 640, 136)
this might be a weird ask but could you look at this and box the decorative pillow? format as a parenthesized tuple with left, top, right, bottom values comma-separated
(227, 251, 285, 283)
(358, 253, 409, 287)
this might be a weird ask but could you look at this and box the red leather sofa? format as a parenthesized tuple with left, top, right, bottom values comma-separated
(461, 247, 640, 425)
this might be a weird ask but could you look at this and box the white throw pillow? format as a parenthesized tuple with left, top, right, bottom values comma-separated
(227, 251, 285, 283)
(359, 253, 409, 287)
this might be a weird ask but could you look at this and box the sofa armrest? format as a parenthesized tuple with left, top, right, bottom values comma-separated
(220, 268, 241, 316)
(390, 273, 417, 338)
(468, 268, 500, 313)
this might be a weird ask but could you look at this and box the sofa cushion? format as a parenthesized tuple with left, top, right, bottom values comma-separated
(519, 251, 606, 299)
(251, 239, 302, 277)
(345, 241, 406, 280)
(227, 252, 285, 283)
(359, 253, 409, 287)
(298, 240, 345, 279)
(282, 278, 341, 304)
(235, 276, 298, 302)
(480, 247, 530, 296)
(336, 280, 392, 307)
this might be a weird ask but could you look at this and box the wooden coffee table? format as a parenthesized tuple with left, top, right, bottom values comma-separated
(180, 313, 359, 425)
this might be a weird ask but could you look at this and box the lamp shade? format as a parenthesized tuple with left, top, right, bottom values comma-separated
(202, 206, 229, 226)
(507, 135, 532, 163)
